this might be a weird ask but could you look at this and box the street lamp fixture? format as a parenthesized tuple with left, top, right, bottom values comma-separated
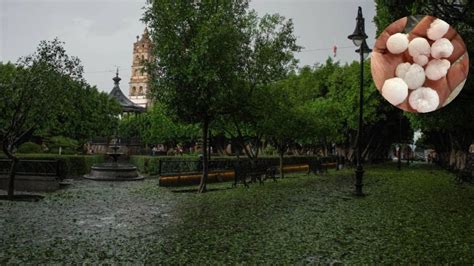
(356, 40, 372, 60)
(348, 6, 371, 197)
(348, 7, 368, 47)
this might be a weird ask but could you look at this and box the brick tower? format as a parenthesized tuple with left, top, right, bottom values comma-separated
(129, 28, 152, 108)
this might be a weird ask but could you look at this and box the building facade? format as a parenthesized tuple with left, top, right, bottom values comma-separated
(129, 28, 152, 108)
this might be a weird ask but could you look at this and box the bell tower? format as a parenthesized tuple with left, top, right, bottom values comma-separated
(129, 28, 152, 108)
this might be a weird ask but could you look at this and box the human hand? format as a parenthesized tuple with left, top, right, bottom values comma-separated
(371, 15, 469, 112)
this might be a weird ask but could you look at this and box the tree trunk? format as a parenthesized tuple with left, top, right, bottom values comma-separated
(7, 157, 18, 199)
(2, 143, 18, 199)
(198, 118, 209, 193)
(279, 150, 284, 179)
(208, 131, 212, 161)
(398, 146, 401, 170)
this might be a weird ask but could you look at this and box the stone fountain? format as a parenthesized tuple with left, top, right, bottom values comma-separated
(84, 142, 144, 181)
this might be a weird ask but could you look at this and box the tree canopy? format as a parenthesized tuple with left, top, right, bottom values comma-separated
(143, 0, 300, 192)
(0, 39, 120, 197)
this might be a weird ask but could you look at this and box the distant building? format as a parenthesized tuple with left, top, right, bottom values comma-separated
(129, 28, 152, 108)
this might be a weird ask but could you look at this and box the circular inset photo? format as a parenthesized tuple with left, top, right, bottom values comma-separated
(371, 15, 469, 113)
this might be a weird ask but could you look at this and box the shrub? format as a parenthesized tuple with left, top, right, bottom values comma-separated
(130, 155, 208, 175)
(262, 145, 277, 156)
(47, 136, 79, 155)
(0, 154, 105, 178)
(17, 142, 43, 154)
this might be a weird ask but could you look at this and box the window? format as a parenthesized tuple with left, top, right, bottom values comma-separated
(139, 86, 143, 95)
(131, 86, 136, 95)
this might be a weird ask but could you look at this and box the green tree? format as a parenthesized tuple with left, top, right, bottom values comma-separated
(0, 39, 84, 198)
(44, 82, 120, 144)
(260, 84, 306, 178)
(272, 58, 411, 162)
(216, 12, 300, 161)
(119, 103, 199, 147)
(144, 0, 252, 192)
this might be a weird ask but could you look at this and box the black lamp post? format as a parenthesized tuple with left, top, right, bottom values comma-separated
(348, 6, 371, 196)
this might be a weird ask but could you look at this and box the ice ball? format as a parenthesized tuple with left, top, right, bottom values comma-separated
(387, 33, 409, 54)
(382, 77, 409, 106)
(408, 87, 440, 113)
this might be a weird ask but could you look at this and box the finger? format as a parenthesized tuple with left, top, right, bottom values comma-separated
(371, 51, 388, 89)
(402, 50, 414, 64)
(443, 24, 457, 40)
(447, 34, 467, 64)
(374, 31, 390, 52)
(447, 53, 469, 92)
(424, 78, 450, 107)
(385, 17, 408, 35)
(371, 51, 405, 90)
(397, 96, 417, 113)
(443, 79, 466, 107)
(409, 15, 436, 39)
(374, 17, 407, 52)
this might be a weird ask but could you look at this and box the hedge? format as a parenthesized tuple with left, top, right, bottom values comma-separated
(128, 156, 198, 176)
(0, 154, 105, 178)
(17, 142, 43, 154)
(130, 155, 340, 176)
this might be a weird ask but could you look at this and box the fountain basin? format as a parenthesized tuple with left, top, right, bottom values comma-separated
(84, 163, 144, 181)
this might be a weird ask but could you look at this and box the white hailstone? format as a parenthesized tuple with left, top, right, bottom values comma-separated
(408, 38, 431, 65)
(413, 55, 429, 66)
(382, 77, 408, 106)
(427, 19, 450, 41)
(395, 63, 425, 90)
(404, 64, 426, 90)
(431, 38, 454, 59)
(408, 38, 431, 55)
(386, 33, 409, 54)
(408, 87, 440, 113)
(395, 62, 411, 78)
(425, 59, 451, 80)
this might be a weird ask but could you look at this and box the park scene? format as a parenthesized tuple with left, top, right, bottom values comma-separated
(1, 0, 473, 264)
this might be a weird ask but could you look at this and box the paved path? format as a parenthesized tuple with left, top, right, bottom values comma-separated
(0, 179, 177, 264)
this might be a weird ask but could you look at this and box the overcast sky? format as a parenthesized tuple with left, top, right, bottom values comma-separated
(0, 0, 377, 93)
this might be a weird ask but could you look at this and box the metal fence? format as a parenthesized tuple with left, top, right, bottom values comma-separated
(157, 156, 335, 176)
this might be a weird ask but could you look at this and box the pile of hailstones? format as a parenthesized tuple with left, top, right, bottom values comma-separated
(382, 19, 454, 113)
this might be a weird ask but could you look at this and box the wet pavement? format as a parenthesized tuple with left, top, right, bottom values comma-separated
(0, 178, 178, 264)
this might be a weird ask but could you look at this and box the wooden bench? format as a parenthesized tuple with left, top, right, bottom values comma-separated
(233, 162, 276, 187)
(307, 159, 324, 175)
(307, 159, 339, 175)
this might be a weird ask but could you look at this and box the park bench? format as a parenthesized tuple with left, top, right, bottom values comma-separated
(0, 159, 65, 192)
(307, 159, 324, 175)
(233, 161, 276, 187)
(307, 157, 341, 175)
(263, 166, 277, 182)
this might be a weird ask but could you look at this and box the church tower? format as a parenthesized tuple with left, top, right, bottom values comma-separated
(129, 28, 152, 108)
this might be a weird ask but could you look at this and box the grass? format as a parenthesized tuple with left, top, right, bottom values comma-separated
(0, 162, 473, 264)
(146, 162, 474, 264)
